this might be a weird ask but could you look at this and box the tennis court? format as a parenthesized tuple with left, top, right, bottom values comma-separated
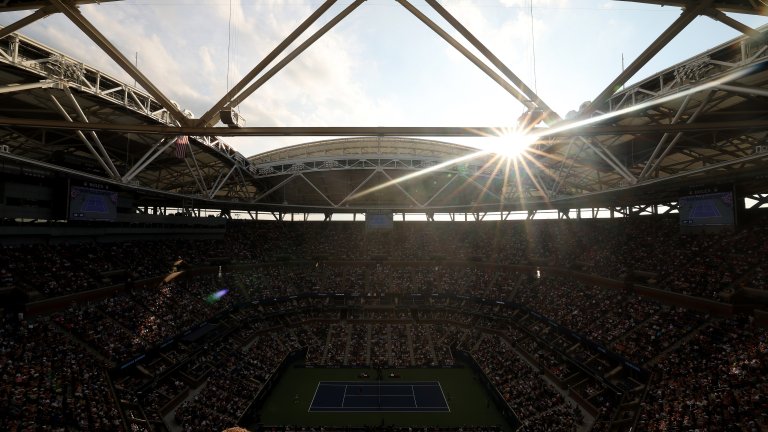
(309, 381, 450, 412)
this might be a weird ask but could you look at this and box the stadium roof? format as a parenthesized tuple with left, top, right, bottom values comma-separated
(0, 1, 767, 214)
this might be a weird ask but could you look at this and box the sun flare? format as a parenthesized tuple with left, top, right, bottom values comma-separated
(483, 130, 537, 160)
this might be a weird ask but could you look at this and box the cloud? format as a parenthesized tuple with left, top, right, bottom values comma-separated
(4, 0, 763, 159)
(3, 1, 398, 155)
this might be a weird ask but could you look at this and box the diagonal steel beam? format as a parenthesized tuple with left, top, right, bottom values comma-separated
(550, 137, 578, 196)
(424, 173, 459, 206)
(254, 173, 299, 202)
(337, 169, 378, 206)
(0, 6, 56, 40)
(188, 145, 209, 193)
(48, 92, 119, 179)
(638, 94, 691, 178)
(584, 3, 707, 115)
(228, 0, 365, 110)
(704, 8, 762, 38)
(579, 137, 636, 184)
(49, 0, 190, 125)
(183, 157, 207, 195)
(381, 170, 423, 208)
(595, 137, 636, 182)
(62, 85, 120, 177)
(197, 0, 337, 127)
(527, 168, 550, 200)
(424, 0, 561, 124)
(397, 0, 531, 107)
(298, 173, 336, 207)
(642, 90, 714, 179)
(460, 173, 502, 201)
(208, 165, 237, 199)
(122, 138, 172, 183)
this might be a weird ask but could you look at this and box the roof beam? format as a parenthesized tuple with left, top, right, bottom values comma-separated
(716, 83, 768, 98)
(704, 8, 763, 38)
(579, 137, 637, 184)
(298, 173, 337, 207)
(641, 90, 714, 179)
(254, 173, 298, 202)
(0, 80, 59, 94)
(380, 170, 423, 208)
(638, 94, 692, 178)
(48, 92, 120, 179)
(226, 0, 365, 111)
(337, 170, 378, 206)
(397, 0, 532, 108)
(0, 0, 116, 13)
(122, 138, 173, 183)
(183, 157, 208, 196)
(584, 2, 707, 115)
(2, 117, 768, 137)
(62, 85, 120, 177)
(48, 0, 190, 125)
(423, 173, 460, 206)
(0, 5, 55, 40)
(197, 0, 337, 127)
(424, 0, 562, 124)
(208, 165, 237, 199)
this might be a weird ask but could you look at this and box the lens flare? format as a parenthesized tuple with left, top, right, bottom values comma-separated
(206, 289, 229, 304)
(343, 62, 764, 205)
(482, 130, 537, 160)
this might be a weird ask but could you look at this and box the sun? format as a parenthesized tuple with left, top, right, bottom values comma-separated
(482, 130, 538, 160)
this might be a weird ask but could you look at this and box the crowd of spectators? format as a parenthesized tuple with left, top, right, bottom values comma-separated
(370, 323, 389, 368)
(322, 323, 349, 366)
(0, 313, 124, 431)
(4, 214, 768, 301)
(638, 316, 768, 431)
(347, 322, 370, 366)
(172, 322, 304, 432)
(3, 266, 767, 432)
(513, 276, 709, 365)
(320, 322, 453, 367)
(53, 275, 243, 364)
(2, 215, 768, 432)
(471, 334, 581, 431)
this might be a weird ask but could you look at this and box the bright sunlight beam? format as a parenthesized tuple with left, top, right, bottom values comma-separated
(481, 129, 538, 160)
(345, 60, 766, 204)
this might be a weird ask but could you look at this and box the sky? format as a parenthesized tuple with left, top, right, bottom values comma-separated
(2, 0, 767, 157)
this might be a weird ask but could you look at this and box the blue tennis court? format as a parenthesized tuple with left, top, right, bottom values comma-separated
(689, 201, 722, 218)
(309, 381, 450, 412)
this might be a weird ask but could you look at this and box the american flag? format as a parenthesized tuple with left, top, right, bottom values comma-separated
(174, 135, 189, 159)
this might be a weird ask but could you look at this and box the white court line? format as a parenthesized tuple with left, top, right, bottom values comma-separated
(307, 382, 322, 413)
(310, 382, 448, 412)
(309, 407, 450, 411)
(344, 394, 416, 397)
(437, 381, 451, 413)
(318, 384, 441, 387)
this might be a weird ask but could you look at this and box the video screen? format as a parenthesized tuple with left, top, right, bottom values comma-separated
(366, 211, 393, 230)
(68, 185, 119, 221)
(679, 191, 735, 227)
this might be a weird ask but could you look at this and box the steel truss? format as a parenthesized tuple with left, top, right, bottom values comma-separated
(0, 1, 766, 214)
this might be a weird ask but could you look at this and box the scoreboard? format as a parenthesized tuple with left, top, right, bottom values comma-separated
(68, 180, 118, 221)
(679, 185, 735, 230)
(365, 210, 393, 230)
